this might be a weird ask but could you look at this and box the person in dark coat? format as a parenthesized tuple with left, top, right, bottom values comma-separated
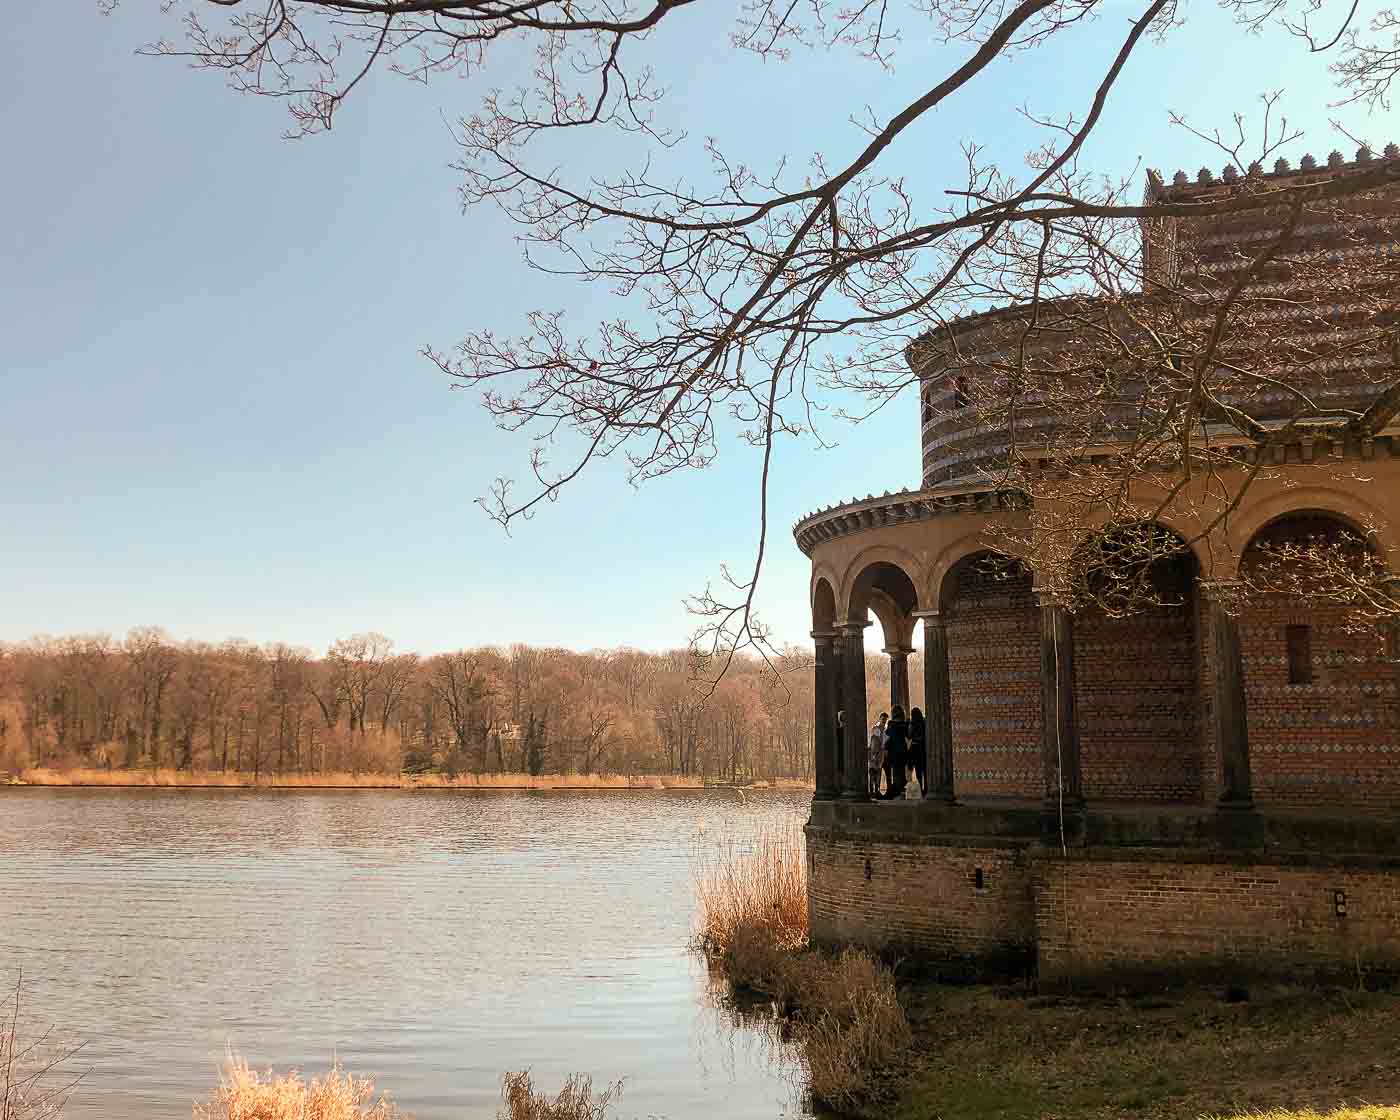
(881, 705, 909, 799)
(908, 707, 928, 797)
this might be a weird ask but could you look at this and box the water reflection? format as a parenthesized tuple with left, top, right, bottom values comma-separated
(0, 788, 811, 1120)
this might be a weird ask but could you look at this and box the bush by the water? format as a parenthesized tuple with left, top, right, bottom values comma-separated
(692, 821, 910, 1110)
(194, 1055, 405, 1119)
(497, 1071, 623, 1120)
(196, 1060, 625, 1120)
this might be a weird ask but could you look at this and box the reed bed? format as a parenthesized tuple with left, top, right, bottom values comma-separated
(692, 820, 809, 961)
(691, 820, 910, 1112)
(13, 768, 705, 791)
(194, 1056, 403, 1119)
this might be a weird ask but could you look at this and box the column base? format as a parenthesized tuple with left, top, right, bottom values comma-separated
(1217, 795, 1256, 811)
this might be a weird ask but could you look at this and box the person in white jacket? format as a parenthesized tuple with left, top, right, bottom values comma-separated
(867, 713, 888, 798)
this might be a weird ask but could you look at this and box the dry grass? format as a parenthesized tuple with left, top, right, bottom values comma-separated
(14, 768, 706, 791)
(692, 820, 809, 962)
(497, 1072, 623, 1120)
(691, 823, 909, 1111)
(1204, 1111, 1400, 1120)
(193, 1054, 404, 1120)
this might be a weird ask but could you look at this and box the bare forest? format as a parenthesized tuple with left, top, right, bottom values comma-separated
(0, 629, 912, 782)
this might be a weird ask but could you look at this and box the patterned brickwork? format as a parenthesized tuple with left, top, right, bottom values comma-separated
(1035, 851, 1400, 986)
(806, 830, 1035, 965)
(1238, 595, 1399, 810)
(1074, 597, 1203, 802)
(946, 563, 1041, 798)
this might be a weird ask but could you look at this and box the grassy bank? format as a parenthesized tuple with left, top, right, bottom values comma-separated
(884, 981, 1400, 1120)
(8, 767, 811, 791)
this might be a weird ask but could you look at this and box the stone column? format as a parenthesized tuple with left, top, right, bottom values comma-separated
(837, 622, 870, 800)
(1038, 591, 1084, 810)
(811, 630, 839, 800)
(914, 609, 955, 802)
(885, 645, 913, 713)
(1203, 580, 1253, 809)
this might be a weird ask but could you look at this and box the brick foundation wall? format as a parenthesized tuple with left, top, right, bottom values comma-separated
(1035, 850, 1400, 987)
(806, 829, 1035, 969)
(808, 826, 1400, 988)
(946, 564, 1041, 798)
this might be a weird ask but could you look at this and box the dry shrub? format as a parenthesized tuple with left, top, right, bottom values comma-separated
(693, 821, 808, 963)
(497, 1071, 622, 1120)
(1, 974, 83, 1120)
(194, 1055, 404, 1120)
(794, 951, 912, 1113)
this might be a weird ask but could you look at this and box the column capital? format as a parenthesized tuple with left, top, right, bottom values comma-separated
(882, 645, 915, 658)
(1035, 586, 1075, 610)
(810, 629, 838, 641)
(911, 608, 942, 620)
(1200, 579, 1246, 610)
(835, 619, 873, 636)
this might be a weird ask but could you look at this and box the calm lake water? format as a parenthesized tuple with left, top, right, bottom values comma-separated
(0, 788, 811, 1119)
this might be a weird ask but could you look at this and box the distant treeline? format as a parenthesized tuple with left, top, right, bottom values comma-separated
(0, 629, 912, 782)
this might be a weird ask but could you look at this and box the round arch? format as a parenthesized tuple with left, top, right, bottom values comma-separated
(1226, 486, 1397, 574)
(928, 531, 1023, 610)
(838, 544, 927, 623)
(811, 576, 837, 632)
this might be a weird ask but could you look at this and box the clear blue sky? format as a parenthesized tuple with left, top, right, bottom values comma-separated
(1, 2, 1392, 654)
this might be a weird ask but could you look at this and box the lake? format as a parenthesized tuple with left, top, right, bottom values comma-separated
(0, 787, 811, 1119)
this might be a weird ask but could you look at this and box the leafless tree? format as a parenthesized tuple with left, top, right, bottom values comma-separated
(112, 0, 1400, 672)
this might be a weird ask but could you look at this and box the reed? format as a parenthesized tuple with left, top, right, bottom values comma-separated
(193, 1055, 404, 1120)
(692, 820, 809, 965)
(497, 1071, 623, 1120)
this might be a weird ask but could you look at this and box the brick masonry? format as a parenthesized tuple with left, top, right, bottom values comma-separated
(807, 830, 1036, 973)
(946, 560, 1042, 799)
(807, 825, 1400, 988)
(1035, 849, 1400, 987)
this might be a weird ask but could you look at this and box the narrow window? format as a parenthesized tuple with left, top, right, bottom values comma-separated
(1285, 624, 1313, 685)
(922, 392, 934, 426)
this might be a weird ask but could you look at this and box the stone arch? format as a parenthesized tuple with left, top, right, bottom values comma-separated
(841, 546, 925, 646)
(1226, 486, 1397, 574)
(929, 531, 1023, 610)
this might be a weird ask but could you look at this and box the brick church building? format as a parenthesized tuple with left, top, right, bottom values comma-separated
(798, 149, 1400, 987)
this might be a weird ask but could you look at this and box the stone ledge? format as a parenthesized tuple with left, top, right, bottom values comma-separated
(807, 798, 1400, 858)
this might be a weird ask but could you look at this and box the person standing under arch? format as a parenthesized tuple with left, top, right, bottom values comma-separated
(868, 712, 888, 797)
(881, 706, 909, 799)
(908, 707, 927, 797)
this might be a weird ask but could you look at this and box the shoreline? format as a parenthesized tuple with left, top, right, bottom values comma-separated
(3, 767, 813, 793)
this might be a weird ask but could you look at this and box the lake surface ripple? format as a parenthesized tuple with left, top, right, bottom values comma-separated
(0, 787, 811, 1119)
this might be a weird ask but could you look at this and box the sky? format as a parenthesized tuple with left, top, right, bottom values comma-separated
(1, 1, 1395, 655)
